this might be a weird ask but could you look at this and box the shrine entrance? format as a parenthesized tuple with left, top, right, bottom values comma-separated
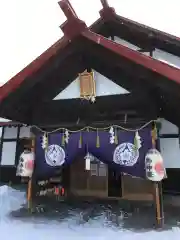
(69, 156, 109, 199)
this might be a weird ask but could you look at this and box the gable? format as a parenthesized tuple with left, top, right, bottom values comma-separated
(53, 70, 129, 100)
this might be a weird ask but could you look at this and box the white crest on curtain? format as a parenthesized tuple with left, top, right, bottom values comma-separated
(113, 143, 139, 166)
(45, 144, 65, 166)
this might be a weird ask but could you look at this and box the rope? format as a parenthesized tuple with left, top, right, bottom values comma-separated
(31, 119, 156, 134)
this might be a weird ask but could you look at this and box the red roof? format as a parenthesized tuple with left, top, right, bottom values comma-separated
(0, 0, 180, 125)
(0, 0, 180, 103)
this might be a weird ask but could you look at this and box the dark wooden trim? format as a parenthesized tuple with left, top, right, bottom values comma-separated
(0, 126, 5, 165)
(32, 93, 158, 125)
(2, 138, 19, 142)
(15, 126, 21, 166)
(159, 134, 179, 138)
(0, 165, 16, 168)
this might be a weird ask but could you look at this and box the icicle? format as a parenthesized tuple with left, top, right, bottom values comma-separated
(78, 131, 82, 148)
(96, 129, 100, 148)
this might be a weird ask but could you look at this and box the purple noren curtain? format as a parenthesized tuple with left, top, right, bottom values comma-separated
(35, 128, 152, 178)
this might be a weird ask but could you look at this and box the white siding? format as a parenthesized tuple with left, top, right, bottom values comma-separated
(153, 48, 180, 69)
(159, 119, 180, 168)
(113, 36, 140, 51)
(159, 119, 178, 135)
(3, 127, 18, 139)
(19, 126, 31, 138)
(160, 138, 180, 168)
(1, 141, 17, 166)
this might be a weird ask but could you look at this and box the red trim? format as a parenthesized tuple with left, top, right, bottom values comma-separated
(82, 30, 180, 84)
(0, 0, 180, 105)
(58, 0, 78, 20)
(0, 121, 23, 127)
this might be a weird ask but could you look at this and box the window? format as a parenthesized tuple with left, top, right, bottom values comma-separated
(1, 141, 17, 166)
(90, 161, 107, 177)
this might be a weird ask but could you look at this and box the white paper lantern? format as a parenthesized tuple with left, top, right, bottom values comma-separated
(145, 149, 166, 182)
(16, 151, 34, 177)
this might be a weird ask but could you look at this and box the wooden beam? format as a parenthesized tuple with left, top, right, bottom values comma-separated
(31, 93, 159, 125)
(32, 117, 151, 133)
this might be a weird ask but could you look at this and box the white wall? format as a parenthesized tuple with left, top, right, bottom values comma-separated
(159, 119, 180, 168)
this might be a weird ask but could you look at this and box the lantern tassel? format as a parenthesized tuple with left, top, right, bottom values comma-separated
(115, 128, 118, 145)
(96, 130, 100, 148)
(61, 133, 65, 146)
(78, 132, 82, 148)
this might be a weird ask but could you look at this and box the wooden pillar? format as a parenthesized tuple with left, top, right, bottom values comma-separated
(27, 136, 35, 212)
(152, 122, 164, 228)
(27, 178, 32, 210)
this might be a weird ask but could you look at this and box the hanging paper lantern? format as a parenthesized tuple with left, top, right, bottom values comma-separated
(79, 70, 96, 103)
(61, 133, 65, 146)
(114, 128, 118, 145)
(145, 148, 166, 182)
(96, 130, 100, 148)
(16, 150, 34, 177)
(78, 131, 82, 148)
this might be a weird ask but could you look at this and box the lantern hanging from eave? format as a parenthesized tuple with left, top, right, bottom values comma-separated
(145, 148, 166, 182)
(79, 70, 96, 103)
(16, 150, 34, 177)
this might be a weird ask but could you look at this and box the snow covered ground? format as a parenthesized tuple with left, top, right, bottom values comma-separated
(0, 185, 180, 240)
